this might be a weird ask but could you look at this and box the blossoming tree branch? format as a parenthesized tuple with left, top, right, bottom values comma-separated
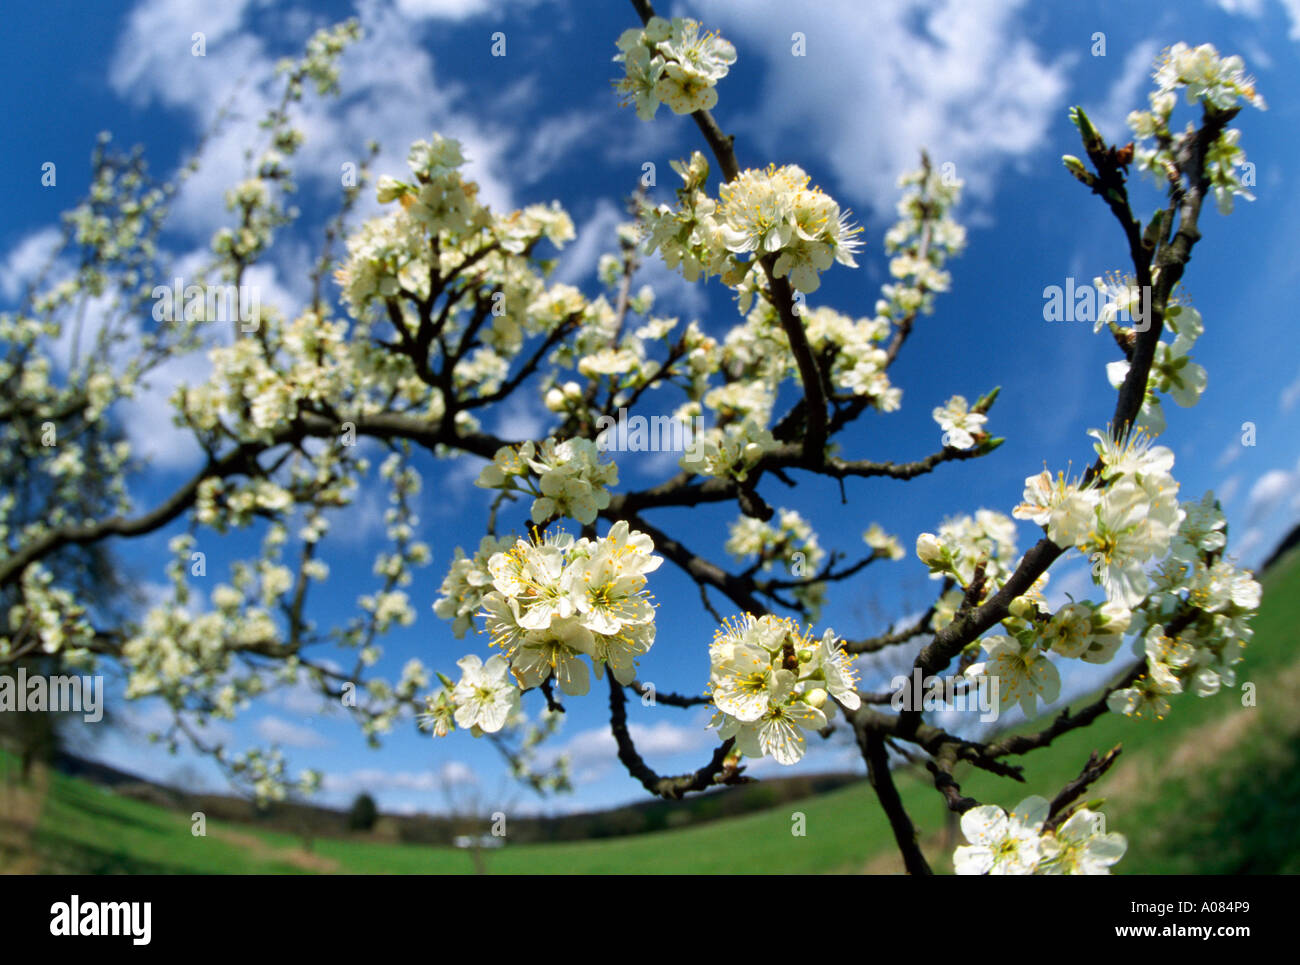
(0, 1, 1266, 874)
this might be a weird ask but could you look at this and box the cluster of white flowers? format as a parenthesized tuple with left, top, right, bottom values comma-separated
(725, 510, 827, 615)
(947, 431, 1180, 714)
(476, 438, 619, 526)
(679, 418, 775, 481)
(614, 16, 736, 120)
(418, 654, 531, 739)
(967, 636, 1061, 717)
(1027, 430, 1183, 606)
(340, 134, 489, 309)
(1091, 271, 1148, 335)
(432, 534, 516, 637)
(336, 130, 576, 389)
(725, 509, 823, 573)
(953, 796, 1127, 875)
(716, 164, 862, 294)
(707, 614, 859, 765)
(862, 523, 905, 560)
(640, 153, 734, 287)
(428, 523, 663, 727)
(335, 204, 436, 308)
(1153, 42, 1265, 112)
(122, 534, 305, 705)
(229, 746, 321, 806)
(624, 156, 965, 495)
(5, 564, 96, 659)
(287, 19, 363, 96)
(642, 152, 861, 299)
(177, 311, 356, 444)
(1038, 599, 1131, 664)
(997, 431, 1260, 720)
(916, 509, 1020, 588)
(1107, 492, 1259, 720)
(803, 307, 900, 411)
(1126, 44, 1265, 213)
(880, 162, 965, 318)
(1105, 303, 1207, 436)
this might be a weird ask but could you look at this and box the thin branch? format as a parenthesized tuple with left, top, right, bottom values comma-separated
(607, 673, 740, 799)
(1044, 745, 1123, 832)
(860, 728, 932, 875)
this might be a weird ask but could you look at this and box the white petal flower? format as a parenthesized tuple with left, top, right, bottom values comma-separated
(933, 395, 986, 450)
(978, 636, 1061, 716)
(953, 796, 1048, 875)
(1039, 809, 1128, 875)
(451, 654, 520, 734)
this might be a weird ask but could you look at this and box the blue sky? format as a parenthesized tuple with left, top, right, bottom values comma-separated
(4, 0, 1299, 818)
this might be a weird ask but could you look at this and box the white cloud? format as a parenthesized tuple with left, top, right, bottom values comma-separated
(255, 714, 334, 748)
(1214, 0, 1300, 41)
(0, 227, 62, 303)
(1280, 369, 1300, 411)
(439, 760, 477, 787)
(556, 197, 708, 321)
(1045, 561, 1094, 609)
(115, 699, 235, 747)
(394, 0, 542, 20)
(1246, 467, 1293, 523)
(516, 111, 598, 185)
(1235, 524, 1267, 565)
(321, 761, 477, 795)
(1218, 473, 1242, 506)
(492, 389, 552, 442)
(1216, 436, 1245, 468)
(268, 678, 337, 716)
(331, 481, 390, 546)
(694, 0, 1070, 217)
(550, 717, 715, 784)
(556, 198, 624, 287)
(110, 0, 256, 113)
(108, 0, 521, 247)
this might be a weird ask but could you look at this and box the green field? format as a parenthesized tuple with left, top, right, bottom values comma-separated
(4, 547, 1298, 874)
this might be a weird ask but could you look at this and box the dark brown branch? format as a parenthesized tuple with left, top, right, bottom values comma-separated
(925, 757, 979, 815)
(1044, 745, 1123, 832)
(986, 662, 1144, 758)
(627, 679, 712, 708)
(627, 513, 771, 617)
(607, 673, 740, 799)
(859, 727, 932, 875)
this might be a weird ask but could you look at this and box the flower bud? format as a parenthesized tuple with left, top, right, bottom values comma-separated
(804, 687, 828, 709)
(1008, 597, 1038, 621)
(916, 533, 945, 567)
